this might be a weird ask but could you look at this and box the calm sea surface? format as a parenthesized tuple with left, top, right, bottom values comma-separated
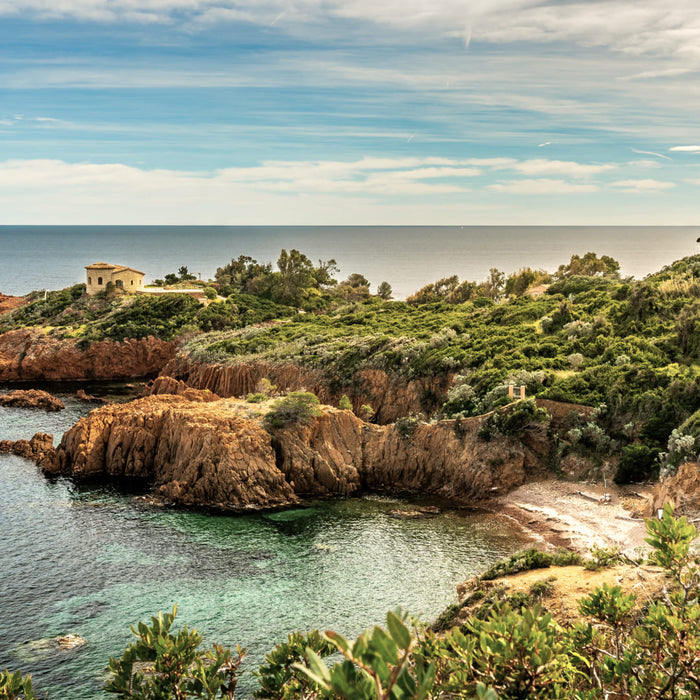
(1, 226, 698, 299)
(0, 394, 531, 699)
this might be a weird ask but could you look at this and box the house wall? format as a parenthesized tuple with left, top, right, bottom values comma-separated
(86, 269, 144, 295)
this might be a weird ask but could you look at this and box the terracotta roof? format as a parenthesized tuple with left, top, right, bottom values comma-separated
(85, 262, 145, 275)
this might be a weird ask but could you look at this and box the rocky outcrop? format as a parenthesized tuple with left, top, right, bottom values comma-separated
(0, 432, 58, 472)
(0, 329, 177, 382)
(646, 462, 700, 517)
(156, 356, 453, 423)
(44, 394, 552, 510)
(0, 389, 65, 411)
(145, 376, 220, 402)
(0, 293, 25, 314)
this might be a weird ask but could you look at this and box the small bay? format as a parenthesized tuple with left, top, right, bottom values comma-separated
(0, 392, 531, 699)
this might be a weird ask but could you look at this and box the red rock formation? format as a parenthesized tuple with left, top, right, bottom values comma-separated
(0, 293, 25, 314)
(46, 394, 552, 510)
(157, 356, 453, 424)
(0, 389, 65, 411)
(0, 329, 177, 381)
(646, 462, 700, 517)
(0, 432, 58, 471)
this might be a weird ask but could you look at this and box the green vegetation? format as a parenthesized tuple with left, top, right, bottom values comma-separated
(2, 251, 699, 483)
(5, 510, 697, 699)
(178, 253, 700, 481)
(263, 392, 322, 429)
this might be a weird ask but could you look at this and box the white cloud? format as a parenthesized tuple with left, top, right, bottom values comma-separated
(5, 1, 700, 68)
(670, 145, 700, 152)
(511, 159, 616, 177)
(631, 148, 672, 160)
(487, 179, 599, 194)
(611, 178, 676, 192)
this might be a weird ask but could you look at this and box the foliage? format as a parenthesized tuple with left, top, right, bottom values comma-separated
(263, 392, 322, 429)
(614, 443, 660, 484)
(339, 395, 353, 411)
(376, 282, 393, 300)
(105, 606, 245, 699)
(253, 630, 335, 699)
(479, 399, 550, 441)
(0, 670, 37, 700)
(480, 547, 582, 581)
(298, 610, 436, 700)
(394, 414, 421, 439)
(554, 252, 620, 279)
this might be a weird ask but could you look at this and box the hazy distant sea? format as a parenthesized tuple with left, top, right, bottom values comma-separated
(1, 226, 698, 299)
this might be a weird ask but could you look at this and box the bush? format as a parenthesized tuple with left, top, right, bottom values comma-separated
(614, 444, 660, 484)
(338, 394, 353, 411)
(264, 392, 322, 429)
(203, 287, 218, 300)
(395, 414, 421, 439)
(0, 670, 37, 700)
(105, 606, 245, 699)
(480, 548, 581, 581)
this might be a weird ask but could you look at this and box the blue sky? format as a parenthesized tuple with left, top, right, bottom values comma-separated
(2, 1, 700, 224)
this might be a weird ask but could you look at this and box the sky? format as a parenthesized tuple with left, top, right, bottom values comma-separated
(2, 1, 700, 225)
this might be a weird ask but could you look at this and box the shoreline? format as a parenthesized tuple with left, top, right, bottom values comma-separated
(482, 479, 652, 555)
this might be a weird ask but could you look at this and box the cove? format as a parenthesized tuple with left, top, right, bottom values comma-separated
(0, 394, 531, 699)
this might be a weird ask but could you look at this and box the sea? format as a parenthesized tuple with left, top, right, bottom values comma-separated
(0, 225, 696, 698)
(1, 226, 698, 299)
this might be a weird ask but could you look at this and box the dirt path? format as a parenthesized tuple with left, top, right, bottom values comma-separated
(486, 479, 652, 555)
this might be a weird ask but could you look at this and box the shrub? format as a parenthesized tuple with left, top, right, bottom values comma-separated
(105, 606, 245, 699)
(0, 670, 37, 700)
(480, 548, 581, 581)
(263, 392, 322, 429)
(253, 630, 334, 699)
(203, 287, 218, 300)
(246, 393, 267, 403)
(614, 444, 660, 484)
(360, 404, 375, 421)
(395, 414, 421, 439)
(338, 394, 353, 411)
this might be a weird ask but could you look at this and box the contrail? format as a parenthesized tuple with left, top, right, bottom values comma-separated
(631, 148, 671, 161)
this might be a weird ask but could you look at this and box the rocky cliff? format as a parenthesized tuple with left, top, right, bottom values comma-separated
(0, 330, 177, 382)
(44, 393, 552, 510)
(646, 462, 700, 517)
(156, 355, 453, 424)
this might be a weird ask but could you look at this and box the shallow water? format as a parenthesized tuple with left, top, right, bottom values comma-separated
(0, 392, 531, 698)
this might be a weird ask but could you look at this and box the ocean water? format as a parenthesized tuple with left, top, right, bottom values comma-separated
(0, 393, 531, 699)
(1, 226, 698, 299)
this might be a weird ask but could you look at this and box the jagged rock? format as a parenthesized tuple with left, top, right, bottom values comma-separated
(646, 462, 700, 517)
(155, 356, 454, 424)
(145, 376, 219, 402)
(46, 395, 552, 510)
(0, 329, 177, 381)
(0, 293, 25, 314)
(0, 432, 58, 471)
(0, 389, 65, 411)
(75, 389, 108, 403)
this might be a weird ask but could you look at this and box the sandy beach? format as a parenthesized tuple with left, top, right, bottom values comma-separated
(487, 479, 652, 555)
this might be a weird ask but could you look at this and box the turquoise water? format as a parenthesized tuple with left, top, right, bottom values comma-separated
(1, 225, 698, 299)
(0, 393, 531, 699)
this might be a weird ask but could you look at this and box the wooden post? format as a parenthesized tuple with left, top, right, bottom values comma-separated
(508, 385, 514, 399)
(520, 385, 526, 400)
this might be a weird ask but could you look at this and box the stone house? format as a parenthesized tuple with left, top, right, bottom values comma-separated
(85, 263, 145, 295)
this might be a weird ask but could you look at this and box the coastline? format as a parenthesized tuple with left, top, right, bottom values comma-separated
(483, 479, 651, 555)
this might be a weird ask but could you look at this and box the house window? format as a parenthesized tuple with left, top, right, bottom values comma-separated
(131, 280, 134, 286)
(88, 277, 92, 285)
(115, 280, 124, 289)
(98, 277, 103, 285)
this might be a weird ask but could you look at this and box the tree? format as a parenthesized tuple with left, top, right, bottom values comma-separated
(178, 266, 197, 282)
(555, 252, 620, 279)
(377, 281, 393, 300)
